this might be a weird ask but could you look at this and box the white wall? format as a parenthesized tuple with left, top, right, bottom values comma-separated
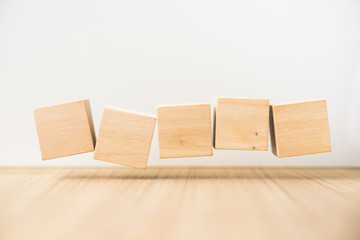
(1, 0, 360, 167)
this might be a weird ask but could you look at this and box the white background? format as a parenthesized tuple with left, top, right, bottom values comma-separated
(1, 0, 360, 167)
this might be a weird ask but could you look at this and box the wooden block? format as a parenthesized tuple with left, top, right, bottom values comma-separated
(215, 98, 269, 150)
(270, 100, 331, 157)
(157, 104, 213, 158)
(34, 100, 96, 160)
(94, 108, 156, 168)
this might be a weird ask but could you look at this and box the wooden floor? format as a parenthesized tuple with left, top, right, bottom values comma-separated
(0, 168, 359, 240)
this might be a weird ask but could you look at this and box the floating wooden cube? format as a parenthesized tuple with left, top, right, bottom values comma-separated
(94, 108, 156, 168)
(34, 100, 95, 160)
(157, 104, 213, 158)
(270, 100, 331, 157)
(215, 98, 269, 150)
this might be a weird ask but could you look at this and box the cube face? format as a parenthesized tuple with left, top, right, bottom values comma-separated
(157, 104, 213, 158)
(94, 108, 156, 168)
(215, 98, 269, 150)
(271, 100, 331, 157)
(34, 100, 95, 160)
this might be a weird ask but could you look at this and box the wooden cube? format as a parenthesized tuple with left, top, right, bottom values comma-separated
(94, 108, 156, 168)
(157, 104, 213, 158)
(215, 98, 269, 150)
(270, 100, 331, 157)
(34, 100, 95, 160)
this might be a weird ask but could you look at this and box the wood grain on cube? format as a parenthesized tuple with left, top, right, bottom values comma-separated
(157, 104, 213, 158)
(215, 98, 269, 150)
(94, 108, 156, 168)
(271, 100, 331, 157)
(34, 100, 95, 160)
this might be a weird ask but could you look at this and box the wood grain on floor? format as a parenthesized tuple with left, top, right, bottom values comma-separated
(0, 168, 359, 240)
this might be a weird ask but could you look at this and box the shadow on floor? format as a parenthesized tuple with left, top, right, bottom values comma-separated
(58, 167, 360, 180)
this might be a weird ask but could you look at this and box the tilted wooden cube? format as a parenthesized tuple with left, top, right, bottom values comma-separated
(34, 100, 96, 160)
(157, 104, 213, 158)
(270, 100, 331, 157)
(215, 98, 269, 150)
(94, 108, 156, 168)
